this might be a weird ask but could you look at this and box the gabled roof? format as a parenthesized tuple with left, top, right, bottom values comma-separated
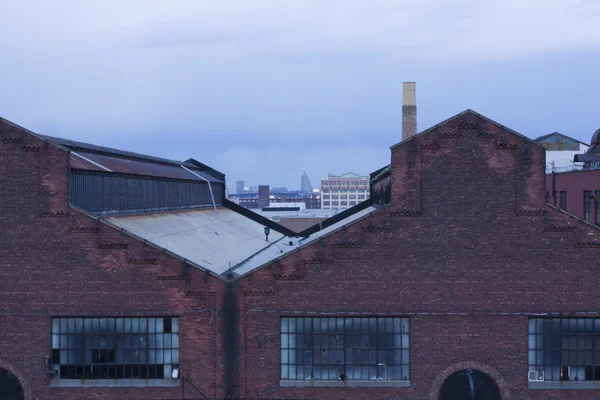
(103, 207, 285, 278)
(70, 151, 221, 182)
(370, 165, 391, 183)
(390, 109, 545, 150)
(534, 132, 588, 146)
(39, 134, 185, 166)
(33, 134, 225, 183)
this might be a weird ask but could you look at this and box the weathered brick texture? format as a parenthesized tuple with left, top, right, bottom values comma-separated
(2, 111, 600, 400)
(0, 120, 223, 399)
(236, 112, 600, 400)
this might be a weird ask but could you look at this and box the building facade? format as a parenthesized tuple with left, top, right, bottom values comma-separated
(301, 171, 313, 192)
(236, 180, 245, 194)
(543, 129, 600, 225)
(320, 172, 370, 210)
(2, 110, 600, 400)
(535, 132, 589, 173)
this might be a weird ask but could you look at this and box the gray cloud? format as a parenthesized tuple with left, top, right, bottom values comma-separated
(0, 0, 599, 189)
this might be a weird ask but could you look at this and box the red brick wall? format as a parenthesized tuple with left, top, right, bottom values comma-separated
(545, 170, 600, 222)
(235, 112, 600, 400)
(0, 120, 222, 399)
(3, 112, 600, 400)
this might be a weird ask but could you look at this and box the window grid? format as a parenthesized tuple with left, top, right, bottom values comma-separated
(560, 191, 567, 210)
(529, 318, 600, 382)
(584, 191, 593, 222)
(595, 191, 600, 226)
(281, 317, 409, 381)
(52, 317, 179, 380)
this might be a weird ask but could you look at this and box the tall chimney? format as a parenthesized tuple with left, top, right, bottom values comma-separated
(402, 82, 417, 140)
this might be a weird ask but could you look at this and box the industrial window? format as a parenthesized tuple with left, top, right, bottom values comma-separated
(340, 201, 348, 206)
(560, 191, 567, 211)
(332, 201, 339, 206)
(322, 195, 330, 200)
(357, 194, 366, 200)
(528, 318, 600, 382)
(596, 191, 600, 225)
(52, 317, 179, 380)
(331, 195, 339, 199)
(280, 317, 409, 381)
(349, 201, 357, 206)
(584, 191, 593, 222)
(323, 201, 330, 206)
(553, 191, 558, 206)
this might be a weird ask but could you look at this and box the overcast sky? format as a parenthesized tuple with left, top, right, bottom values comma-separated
(1, 0, 599, 190)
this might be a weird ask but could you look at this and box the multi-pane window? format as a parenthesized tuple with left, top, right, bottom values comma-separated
(529, 318, 600, 382)
(281, 317, 409, 381)
(52, 317, 179, 380)
(596, 191, 600, 225)
(584, 191, 593, 222)
(560, 191, 567, 211)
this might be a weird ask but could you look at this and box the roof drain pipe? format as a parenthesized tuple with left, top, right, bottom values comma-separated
(181, 165, 218, 213)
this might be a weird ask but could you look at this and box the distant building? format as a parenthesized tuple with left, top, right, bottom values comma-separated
(249, 206, 342, 234)
(300, 172, 313, 192)
(258, 185, 270, 208)
(236, 180, 245, 194)
(321, 172, 369, 209)
(544, 128, 600, 225)
(535, 132, 589, 173)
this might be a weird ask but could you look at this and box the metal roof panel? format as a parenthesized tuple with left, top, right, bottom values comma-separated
(104, 207, 283, 275)
(70, 152, 222, 182)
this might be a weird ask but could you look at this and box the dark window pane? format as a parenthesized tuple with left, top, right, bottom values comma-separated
(52, 317, 178, 381)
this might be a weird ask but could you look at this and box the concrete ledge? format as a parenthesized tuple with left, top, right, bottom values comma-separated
(529, 381, 600, 390)
(280, 379, 410, 388)
(51, 379, 180, 388)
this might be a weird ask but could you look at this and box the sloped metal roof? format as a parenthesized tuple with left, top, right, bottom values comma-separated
(39, 134, 183, 166)
(70, 151, 221, 182)
(232, 206, 379, 277)
(104, 207, 283, 276)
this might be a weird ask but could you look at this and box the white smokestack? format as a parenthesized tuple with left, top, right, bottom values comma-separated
(402, 82, 416, 140)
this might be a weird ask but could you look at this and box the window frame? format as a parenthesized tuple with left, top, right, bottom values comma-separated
(584, 191, 593, 222)
(51, 317, 180, 387)
(596, 191, 600, 226)
(560, 191, 567, 211)
(528, 318, 600, 387)
(280, 317, 410, 387)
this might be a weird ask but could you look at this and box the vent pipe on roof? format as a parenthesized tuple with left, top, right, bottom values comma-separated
(402, 82, 417, 140)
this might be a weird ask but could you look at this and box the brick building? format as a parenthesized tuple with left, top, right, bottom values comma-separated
(544, 129, 600, 226)
(2, 107, 600, 400)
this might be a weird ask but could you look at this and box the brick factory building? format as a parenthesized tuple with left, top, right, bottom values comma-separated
(2, 105, 600, 400)
(544, 129, 600, 226)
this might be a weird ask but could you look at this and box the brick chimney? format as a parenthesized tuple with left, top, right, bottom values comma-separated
(402, 82, 417, 140)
